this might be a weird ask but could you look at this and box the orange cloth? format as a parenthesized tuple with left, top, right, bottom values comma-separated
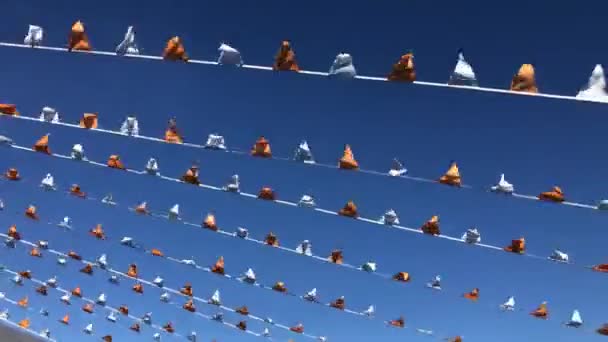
(151, 248, 164, 257)
(80, 264, 93, 274)
(597, 324, 608, 336)
(203, 213, 218, 230)
(251, 136, 272, 157)
(36, 285, 47, 295)
(130, 323, 140, 332)
(439, 162, 462, 187)
(33, 135, 51, 154)
(463, 288, 479, 301)
(183, 299, 195, 312)
(90, 224, 105, 239)
(82, 303, 94, 313)
(5, 168, 20, 180)
(389, 317, 405, 328)
(79, 113, 98, 129)
(393, 272, 410, 282)
(103, 335, 113, 342)
(449, 336, 463, 342)
(258, 187, 276, 200)
(17, 296, 28, 308)
(329, 250, 343, 264)
(25, 206, 39, 220)
(181, 166, 200, 184)
(163, 37, 189, 61)
(8, 225, 21, 240)
(107, 155, 126, 170)
(388, 53, 416, 82)
(165, 119, 183, 143)
(593, 264, 608, 273)
(212, 256, 225, 274)
(273, 41, 299, 71)
(119, 306, 129, 315)
(163, 322, 174, 333)
(530, 302, 548, 319)
(236, 306, 249, 315)
(264, 233, 279, 246)
(236, 321, 247, 331)
(70, 184, 86, 198)
(0, 104, 19, 116)
(68, 21, 91, 51)
(538, 186, 565, 202)
(421, 215, 441, 235)
(60, 314, 70, 324)
(290, 324, 304, 333)
(132, 283, 143, 294)
(18, 319, 30, 329)
(180, 283, 193, 296)
(272, 281, 287, 292)
(135, 202, 148, 214)
(330, 297, 345, 310)
(504, 238, 526, 254)
(127, 264, 138, 278)
(338, 201, 358, 217)
(339, 145, 359, 170)
(19, 270, 31, 279)
(72, 287, 82, 297)
(510, 64, 538, 93)
(30, 248, 42, 257)
(68, 251, 82, 260)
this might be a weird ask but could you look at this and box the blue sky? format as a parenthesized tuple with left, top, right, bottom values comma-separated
(1, 1, 608, 341)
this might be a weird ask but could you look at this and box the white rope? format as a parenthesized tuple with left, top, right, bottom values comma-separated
(0, 232, 320, 340)
(1, 42, 606, 105)
(6, 144, 586, 270)
(4, 114, 600, 211)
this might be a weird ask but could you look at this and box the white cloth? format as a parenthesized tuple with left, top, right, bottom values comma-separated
(116, 26, 139, 55)
(577, 64, 608, 101)
(24, 25, 43, 46)
(39, 107, 59, 123)
(217, 43, 243, 66)
(120, 116, 139, 136)
(329, 53, 356, 78)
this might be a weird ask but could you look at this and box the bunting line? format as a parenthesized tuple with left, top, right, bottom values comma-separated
(1, 113, 600, 212)
(1, 42, 606, 105)
(0, 232, 324, 340)
(0, 266, 178, 339)
(0, 172, 600, 340)
(0, 291, 57, 341)
(1, 175, 413, 330)
(4, 143, 596, 271)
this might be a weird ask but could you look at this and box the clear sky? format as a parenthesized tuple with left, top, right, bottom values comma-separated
(1, 1, 608, 341)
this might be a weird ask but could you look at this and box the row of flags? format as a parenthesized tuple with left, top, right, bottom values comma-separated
(4, 139, 608, 272)
(13, 22, 608, 101)
(0, 269, 244, 342)
(3, 165, 608, 339)
(0, 114, 604, 211)
(1, 141, 606, 339)
(2, 234, 324, 340)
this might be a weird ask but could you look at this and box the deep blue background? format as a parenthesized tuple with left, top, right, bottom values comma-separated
(1, 1, 608, 341)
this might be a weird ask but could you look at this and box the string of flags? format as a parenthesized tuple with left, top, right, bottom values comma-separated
(2, 163, 608, 339)
(0, 291, 57, 341)
(3, 21, 606, 103)
(2, 22, 607, 339)
(2, 172, 455, 340)
(0, 266, 186, 341)
(0, 112, 603, 212)
(0, 234, 326, 340)
(4, 139, 608, 275)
